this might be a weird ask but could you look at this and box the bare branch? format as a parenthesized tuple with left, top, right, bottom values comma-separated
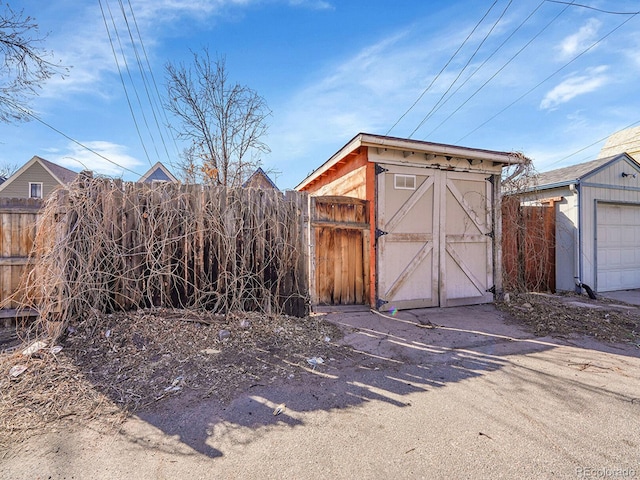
(165, 49, 271, 186)
(0, 3, 68, 123)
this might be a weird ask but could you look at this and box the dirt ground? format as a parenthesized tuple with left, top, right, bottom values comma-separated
(1, 291, 639, 474)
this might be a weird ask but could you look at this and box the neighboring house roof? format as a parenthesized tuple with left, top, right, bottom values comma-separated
(242, 167, 279, 190)
(139, 162, 178, 183)
(531, 153, 638, 191)
(296, 132, 524, 191)
(599, 126, 640, 161)
(0, 176, 5, 185)
(0, 155, 78, 196)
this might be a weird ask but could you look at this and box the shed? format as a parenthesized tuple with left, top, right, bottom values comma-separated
(296, 133, 522, 310)
(517, 153, 640, 293)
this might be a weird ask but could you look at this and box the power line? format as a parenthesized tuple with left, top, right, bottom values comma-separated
(426, 0, 569, 138)
(117, 0, 173, 164)
(8, 99, 142, 176)
(99, 0, 154, 166)
(420, 0, 547, 137)
(544, 0, 640, 15)
(125, 0, 180, 160)
(385, 0, 500, 136)
(456, 11, 639, 143)
(409, 0, 513, 138)
(542, 120, 640, 169)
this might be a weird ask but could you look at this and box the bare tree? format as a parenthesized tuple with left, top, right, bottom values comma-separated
(165, 50, 271, 186)
(0, 160, 18, 179)
(0, 3, 66, 123)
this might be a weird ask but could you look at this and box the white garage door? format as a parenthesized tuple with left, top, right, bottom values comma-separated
(597, 203, 640, 292)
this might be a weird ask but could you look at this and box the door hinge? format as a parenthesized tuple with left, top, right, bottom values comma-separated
(485, 230, 494, 238)
(376, 298, 388, 310)
(375, 164, 389, 175)
(486, 285, 496, 294)
(375, 228, 388, 239)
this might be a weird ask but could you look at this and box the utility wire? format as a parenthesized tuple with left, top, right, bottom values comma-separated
(544, 0, 640, 15)
(107, 0, 160, 165)
(125, 0, 181, 160)
(456, 11, 639, 143)
(385, 0, 499, 136)
(99, 0, 153, 166)
(427, 0, 570, 138)
(8, 99, 142, 176)
(420, 0, 546, 137)
(542, 120, 640, 169)
(118, 0, 173, 164)
(409, 0, 513, 138)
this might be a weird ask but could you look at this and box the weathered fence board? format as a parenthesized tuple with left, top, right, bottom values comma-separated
(7, 181, 310, 337)
(502, 196, 556, 292)
(311, 196, 369, 305)
(0, 198, 43, 310)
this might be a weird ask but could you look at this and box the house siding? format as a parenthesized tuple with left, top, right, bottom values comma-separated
(580, 157, 640, 290)
(0, 162, 61, 199)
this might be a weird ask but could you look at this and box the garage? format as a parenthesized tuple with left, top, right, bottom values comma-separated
(512, 152, 640, 294)
(596, 202, 640, 292)
(296, 133, 521, 310)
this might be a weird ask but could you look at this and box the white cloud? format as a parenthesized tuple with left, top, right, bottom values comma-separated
(556, 18, 601, 60)
(52, 141, 145, 178)
(539, 65, 609, 110)
(288, 0, 333, 10)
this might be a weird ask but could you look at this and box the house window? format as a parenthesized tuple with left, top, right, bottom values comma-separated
(394, 174, 416, 190)
(29, 182, 43, 199)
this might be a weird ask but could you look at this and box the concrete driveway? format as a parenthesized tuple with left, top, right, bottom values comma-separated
(3, 304, 640, 479)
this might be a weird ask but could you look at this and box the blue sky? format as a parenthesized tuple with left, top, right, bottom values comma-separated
(1, 0, 639, 189)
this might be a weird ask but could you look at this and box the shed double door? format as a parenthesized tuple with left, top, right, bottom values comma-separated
(376, 164, 493, 310)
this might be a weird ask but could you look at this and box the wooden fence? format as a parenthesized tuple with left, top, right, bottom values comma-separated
(5, 180, 310, 336)
(310, 196, 370, 305)
(0, 198, 43, 313)
(502, 196, 556, 293)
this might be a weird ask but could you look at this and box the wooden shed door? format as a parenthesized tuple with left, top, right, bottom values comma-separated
(311, 196, 370, 305)
(376, 165, 493, 310)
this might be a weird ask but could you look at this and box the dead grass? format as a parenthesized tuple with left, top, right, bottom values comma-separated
(497, 292, 640, 344)
(0, 309, 349, 452)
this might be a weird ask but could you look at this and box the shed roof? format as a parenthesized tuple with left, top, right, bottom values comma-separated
(533, 153, 638, 190)
(296, 132, 523, 191)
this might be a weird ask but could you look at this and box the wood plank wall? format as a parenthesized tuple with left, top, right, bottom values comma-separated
(312, 196, 370, 305)
(0, 198, 43, 309)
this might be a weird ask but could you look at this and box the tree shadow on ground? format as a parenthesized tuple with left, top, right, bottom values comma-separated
(128, 304, 576, 459)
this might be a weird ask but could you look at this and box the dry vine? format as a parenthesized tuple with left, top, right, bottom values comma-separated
(501, 153, 556, 293)
(11, 178, 309, 341)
